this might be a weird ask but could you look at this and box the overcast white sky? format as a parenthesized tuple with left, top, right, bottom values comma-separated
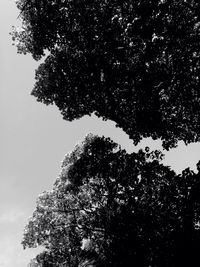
(1, 0, 200, 266)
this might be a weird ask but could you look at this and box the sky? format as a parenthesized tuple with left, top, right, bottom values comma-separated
(1, 0, 200, 266)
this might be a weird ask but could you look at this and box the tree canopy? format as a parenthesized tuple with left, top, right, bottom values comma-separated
(23, 135, 200, 266)
(13, 1, 200, 266)
(13, 0, 200, 148)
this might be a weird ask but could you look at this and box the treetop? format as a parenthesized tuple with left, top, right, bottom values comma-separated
(13, 0, 200, 148)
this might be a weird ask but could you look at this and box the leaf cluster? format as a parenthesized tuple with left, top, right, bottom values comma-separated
(13, 1, 200, 266)
(22, 135, 200, 266)
(12, 0, 200, 148)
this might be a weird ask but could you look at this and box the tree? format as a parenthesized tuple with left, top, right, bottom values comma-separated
(13, 1, 200, 266)
(13, 0, 200, 148)
(22, 135, 200, 266)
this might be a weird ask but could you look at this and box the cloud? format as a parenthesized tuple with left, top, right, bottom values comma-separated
(0, 210, 24, 224)
(0, 207, 43, 267)
(0, 234, 42, 267)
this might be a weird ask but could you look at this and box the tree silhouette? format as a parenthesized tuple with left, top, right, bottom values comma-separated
(13, 1, 200, 266)
(22, 135, 200, 266)
(13, 0, 200, 149)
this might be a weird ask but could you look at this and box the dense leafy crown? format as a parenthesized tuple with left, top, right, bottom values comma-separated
(23, 135, 200, 266)
(13, 0, 200, 148)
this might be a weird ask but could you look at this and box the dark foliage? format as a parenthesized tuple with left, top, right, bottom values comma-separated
(14, 1, 200, 266)
(12, 0, 200, 148)
(23, 135, 200, 266)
